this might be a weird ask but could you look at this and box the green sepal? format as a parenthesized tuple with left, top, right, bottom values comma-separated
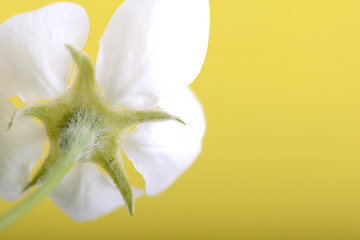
(118, 109, 186, 127)
(92, 152, 135, 216)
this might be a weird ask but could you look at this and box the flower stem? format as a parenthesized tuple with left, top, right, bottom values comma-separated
(0, 136, 87, 231)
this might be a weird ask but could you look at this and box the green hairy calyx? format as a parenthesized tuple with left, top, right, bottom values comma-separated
(8, 46, 184, 216)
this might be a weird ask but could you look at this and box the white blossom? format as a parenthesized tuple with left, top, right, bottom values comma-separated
(0, 0, 209, 221)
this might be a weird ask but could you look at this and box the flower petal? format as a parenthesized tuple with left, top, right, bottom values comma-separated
(122, 88, 206, 196)
(96, 0, 210, 109)
(0, 98, 46, 200)
(0, 2, 89, 102)
(50, 162, 143, 222)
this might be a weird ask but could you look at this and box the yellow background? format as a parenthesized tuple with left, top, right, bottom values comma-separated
(1, 0, 360, 239)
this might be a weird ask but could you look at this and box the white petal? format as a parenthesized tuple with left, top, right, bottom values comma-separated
(122, 88, 206, 196)
(50, 162, 143, 222)
(0, 97, 46, 200)
(0, 3, 89, 102)
(96, 0, 210, 109)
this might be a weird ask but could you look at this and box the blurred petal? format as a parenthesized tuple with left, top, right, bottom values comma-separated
(50, 162, 143, 222)
(0, 97, 46, 200)
(122, 88, 206, 196)
(96, 0, 210, 109)
(0, 2, 89, 102)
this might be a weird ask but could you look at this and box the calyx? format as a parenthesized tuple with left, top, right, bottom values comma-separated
(8, 46, 184, 215)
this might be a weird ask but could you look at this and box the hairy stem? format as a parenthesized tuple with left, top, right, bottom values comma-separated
(0, 128, 93, 232)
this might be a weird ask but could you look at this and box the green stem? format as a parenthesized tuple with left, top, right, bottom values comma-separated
(0, 147, 79, 231)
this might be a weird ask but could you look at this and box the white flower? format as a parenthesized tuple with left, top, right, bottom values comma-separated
(0, 1, 209, 221)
